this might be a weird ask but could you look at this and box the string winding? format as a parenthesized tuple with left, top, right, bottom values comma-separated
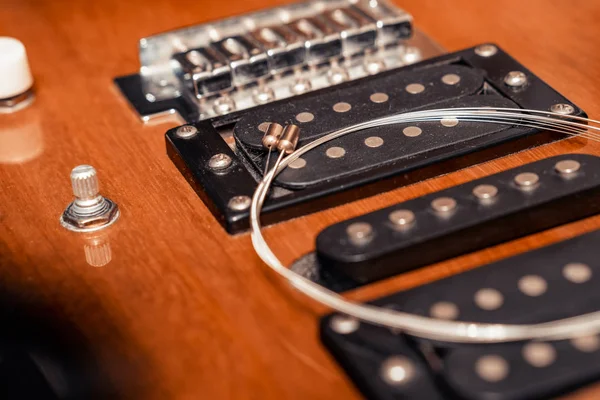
(249, 107, 600, 343)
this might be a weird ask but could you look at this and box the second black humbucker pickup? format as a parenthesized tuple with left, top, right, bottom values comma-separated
(316, 154, 600, 286)
(321, 228, 600, 400)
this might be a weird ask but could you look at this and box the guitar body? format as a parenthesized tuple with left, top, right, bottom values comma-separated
(2, 0, 600, 398)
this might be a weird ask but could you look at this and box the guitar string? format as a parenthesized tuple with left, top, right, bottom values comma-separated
(249, 107, 600, 343)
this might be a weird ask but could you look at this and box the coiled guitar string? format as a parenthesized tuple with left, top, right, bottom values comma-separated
(250, 107, 600, 343)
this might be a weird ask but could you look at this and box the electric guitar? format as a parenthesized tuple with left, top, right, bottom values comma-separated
(2, 0, 600, 399)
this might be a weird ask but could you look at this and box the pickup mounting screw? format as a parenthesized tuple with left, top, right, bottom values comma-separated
(504, 71, 527, 87)
(327, 67, 349, 85)
(252, 86, 275, 104)
(228, 195, 251, 211)
(330, 314, 359, 334)
(290, 77, 311, 94)
(401, 46, 422, 64)
(364, 57, 386, 75)
(213, 95, 235, 115)
(176, 125, 198, 138)
(550, 103, 575, 115)
(475, 44, 498, 57)
(380, 356, 415, 386)
(208, 153, 232, 170)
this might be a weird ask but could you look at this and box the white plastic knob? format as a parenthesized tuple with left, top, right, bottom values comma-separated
(0, 37, 33, 99)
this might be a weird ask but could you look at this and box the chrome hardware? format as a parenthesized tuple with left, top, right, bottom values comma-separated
(176, 125, 198, 138)
(354, 0, 413, 46)
(60, 165, 120, 232)
(228, 195, 252, 211)
(249, 26, 306, 73)
(172, 47, 232, 98)
(322, 7, 377, 57)
(287, 17, 343, 65)
(127, 0, 443, 122)
(212, 36, 270, 86)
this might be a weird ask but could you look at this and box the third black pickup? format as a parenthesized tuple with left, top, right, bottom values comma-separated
(316, 154, 600, 285)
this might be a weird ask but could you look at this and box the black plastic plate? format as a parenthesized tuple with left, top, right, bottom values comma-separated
(321, 228, 600, 400)
(165, 44, 584, 233)
(316, 154, 600, 285)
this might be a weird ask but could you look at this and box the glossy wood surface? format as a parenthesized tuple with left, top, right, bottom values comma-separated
(2, 0, 600, 398)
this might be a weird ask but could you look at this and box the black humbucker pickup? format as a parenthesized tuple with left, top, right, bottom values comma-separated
(321, 229, 600, 400)
(316, 154, 600, 285)
(165, 45, 584, 233)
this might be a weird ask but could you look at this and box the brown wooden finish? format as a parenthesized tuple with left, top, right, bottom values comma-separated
(1, 0, 600, 398)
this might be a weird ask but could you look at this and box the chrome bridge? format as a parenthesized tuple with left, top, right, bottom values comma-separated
(116, 0, 441, 123)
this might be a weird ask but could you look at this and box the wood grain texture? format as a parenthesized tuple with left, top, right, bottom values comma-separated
(1, 0, 600, 398)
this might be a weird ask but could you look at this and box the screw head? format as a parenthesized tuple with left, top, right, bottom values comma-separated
(208, 153, 232, 171)
(504, 71, 528, 87)
(380, 356, 415, 386)
(252, 86, 275, 104)
(176, 125, 198, 138)
(228, 195, 251, 211)
(475, 44, 498, 57)
(401, 46, 422, 64)
(327, 67, 349, 85)
(290, 77, 311, 94)
(330, 314, 360, 334)
(550, 103, 575, 115)
(213, 96, 235, 115)
(364, 58, 386, 75)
